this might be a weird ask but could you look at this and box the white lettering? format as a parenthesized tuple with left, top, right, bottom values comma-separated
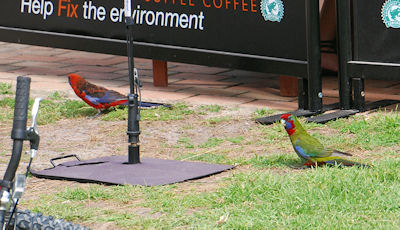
(31, 0, 41, 15)
(97, 6, 106, 21)
(165, 12, 179, 27)
(20, 0, 54, 20)
(110, 7, 120, 22)
(145, 11, 155, 25)
(21, 0, 32, 13)
(179, 14, 188, 28)
(198, 11, 205, 30)
(155, 11, 164, 26)
(129, 6, 205, 30)
(44, 1, 53, 19)
(110, 7, 125, 23)
(83, 1, 107, 21)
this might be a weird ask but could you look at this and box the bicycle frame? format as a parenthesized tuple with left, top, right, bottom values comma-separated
(0, 77, 41, 229)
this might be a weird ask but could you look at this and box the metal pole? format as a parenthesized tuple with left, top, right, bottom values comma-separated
(336, 0, 353, 109)
(125, 3, 140, 164)
(298, 77, 309, 110)
(305, 0, 322, 112)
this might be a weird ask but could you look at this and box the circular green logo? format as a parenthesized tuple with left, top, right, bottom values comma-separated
(260, 0, 284, 22)
(382, 0, 400, 28)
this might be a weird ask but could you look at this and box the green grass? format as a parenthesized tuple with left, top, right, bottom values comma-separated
(101, 103, 194, 121)
(252, 108, 279, 119)
(0, 93, 96, 124)
(59, 186, 115, 201)
(4, 94, 398, 229)
(196, 104, 222, 114)
(26, 159, 400, 229)
(205, 116, 233, 125)
(37, 99, 96, 124)
(226, 136, 244, 144)
(247, 153, 300, 168)
(327, 112, 400, 150)
(175, 152, 233, 164)
(175, 137, 195, 149)
(212, 160, 400, 229)
(0, 82, 13, 95)
(0, 93, 197, 124)
(198, 137, 224, 148)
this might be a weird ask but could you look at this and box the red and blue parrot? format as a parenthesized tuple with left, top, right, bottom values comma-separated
(68, 73, 166, 117)
(280, 113, 369, 168)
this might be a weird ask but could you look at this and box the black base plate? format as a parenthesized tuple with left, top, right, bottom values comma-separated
(307, 99, 400, 124)
(307, 110, 358, 124)
(31, 156, 234, 186)
(255, 103, 340, 125)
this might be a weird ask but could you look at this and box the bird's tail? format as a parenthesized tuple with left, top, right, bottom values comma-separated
(122, 101, 170, 108)
(326, 159, 371, 168)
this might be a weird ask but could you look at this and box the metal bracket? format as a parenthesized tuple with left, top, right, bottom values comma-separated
(50, 154, 81, 168)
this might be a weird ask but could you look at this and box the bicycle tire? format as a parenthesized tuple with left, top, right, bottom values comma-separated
(6, 209, 90, 230)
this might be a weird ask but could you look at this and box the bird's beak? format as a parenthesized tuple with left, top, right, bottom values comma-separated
(280, 119, 286, 125)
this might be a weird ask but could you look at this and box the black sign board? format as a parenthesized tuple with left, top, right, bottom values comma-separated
(353, 0, 400, 63)
(334, 0, 400, 114)
(0, 0, 310, 75)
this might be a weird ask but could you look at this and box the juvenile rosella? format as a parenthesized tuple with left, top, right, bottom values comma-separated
(68, 73, 166, 117)
(280, 113, 369, 168)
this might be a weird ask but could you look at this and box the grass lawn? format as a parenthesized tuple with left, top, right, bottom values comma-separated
(0, 82, 398, 229)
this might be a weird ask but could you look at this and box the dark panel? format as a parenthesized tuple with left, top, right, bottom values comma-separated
(352, 0, 400, 63)
(348, 61, 400, 80)
(0, 0, 307, 61)
(0, 26, 308, 76)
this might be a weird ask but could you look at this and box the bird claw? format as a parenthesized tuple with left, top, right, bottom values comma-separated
(288, 160, 325, 169)
(89, 109, 102, 119)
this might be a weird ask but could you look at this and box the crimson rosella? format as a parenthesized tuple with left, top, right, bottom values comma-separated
(68, 73, 166, 117)
(280, 113, 369, 168)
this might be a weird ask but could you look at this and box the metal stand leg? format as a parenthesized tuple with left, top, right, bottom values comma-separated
(126, 16, 141, 164)
(127, 94, 140, 164)
(128, 145, 140, 164)
(298, 77, 309, 110)
(306, 0, 323, 113)
(353, 78, 365, 112)
(337, 0, 353, 110)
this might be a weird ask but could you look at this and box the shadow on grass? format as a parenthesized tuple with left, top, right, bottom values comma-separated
(248, 154, 301, 168)
(248, 153, 373, 169)
(175, 152, 236, 165)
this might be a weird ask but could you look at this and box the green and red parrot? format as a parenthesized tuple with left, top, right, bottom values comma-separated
(280, 113, 369, 168)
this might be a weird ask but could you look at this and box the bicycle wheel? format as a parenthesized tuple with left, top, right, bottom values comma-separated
(6, 209, 90, 230)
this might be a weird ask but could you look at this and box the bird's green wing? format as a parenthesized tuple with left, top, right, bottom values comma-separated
(294, 133, 332, 158)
